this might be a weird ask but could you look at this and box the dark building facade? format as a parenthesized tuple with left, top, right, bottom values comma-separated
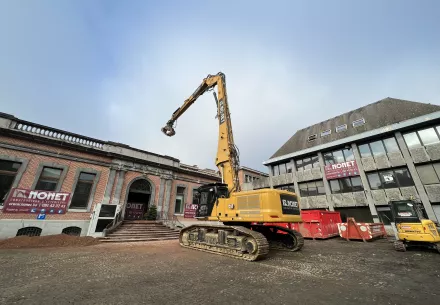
(247, 98, 440, 228)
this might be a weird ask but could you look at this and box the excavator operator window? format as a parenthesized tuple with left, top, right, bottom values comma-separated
(391, 201, 421, 223)
(196, 188, 215, 217)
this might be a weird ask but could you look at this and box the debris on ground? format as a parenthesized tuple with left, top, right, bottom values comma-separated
(0, 234, 100, 249)
(0, 238, 438, 304)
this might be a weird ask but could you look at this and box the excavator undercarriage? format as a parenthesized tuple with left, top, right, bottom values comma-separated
(179, 223, 304, 261)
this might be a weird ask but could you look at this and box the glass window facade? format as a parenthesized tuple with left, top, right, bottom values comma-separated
(366, 167, 414, 190)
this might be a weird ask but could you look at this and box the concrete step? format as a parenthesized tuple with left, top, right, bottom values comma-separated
(118, 226, 171, 229)
(110, 229, 179, 234)
(119, 226, 170, 230)
(119, 220, 162, 226)
(120, 222, 165, 225)
(99, 236, 179, 243)
(122, 220, 158, 223)
(105, 234, 179, 239)
(108, 232, 180, 237)
(99, 220, 180, 243)
(119, 226, 169, 230)
(115, 230, 179, 234)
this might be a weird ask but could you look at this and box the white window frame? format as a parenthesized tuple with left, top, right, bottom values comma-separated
(336, 124, 348, 133)
(352, 118, 366, 127)
(321, 129, 331, 137)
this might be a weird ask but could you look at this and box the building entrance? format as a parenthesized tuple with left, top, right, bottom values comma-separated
(124, 179, 151, 220)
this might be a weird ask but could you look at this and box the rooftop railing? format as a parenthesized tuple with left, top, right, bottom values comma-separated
(14, 120, 105, 149)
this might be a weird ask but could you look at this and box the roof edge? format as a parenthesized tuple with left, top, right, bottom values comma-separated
(263, 109, 440, 165)
(239, 166, 269, 176)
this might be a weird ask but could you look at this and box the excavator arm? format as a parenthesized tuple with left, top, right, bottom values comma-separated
(161, 72, 241, 194)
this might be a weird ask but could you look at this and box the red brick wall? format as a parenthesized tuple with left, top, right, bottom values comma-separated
(169, 179, 207, 215)
(176, 172, 219, 184)
(238, 169, 245, 187)
(0, 134, 224, 220)
(167, 173, 219, 214)
(0, 145, 110, 220)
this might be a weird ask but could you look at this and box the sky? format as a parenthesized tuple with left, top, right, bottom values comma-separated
(1, 0, 440, 173)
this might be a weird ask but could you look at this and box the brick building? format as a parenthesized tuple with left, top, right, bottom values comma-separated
(0, 112, 221, 239)
(243, 98, 440, 228)
(237, 166, 269, 190)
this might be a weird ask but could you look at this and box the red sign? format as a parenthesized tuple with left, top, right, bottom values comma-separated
(3, 188, 71, 214)
(125, 202, 145, 220)
(324, 160, 360, 180)
(184, 203, 197, 218)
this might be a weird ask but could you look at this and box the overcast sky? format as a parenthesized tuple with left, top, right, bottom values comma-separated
(1, 0, 439, 172)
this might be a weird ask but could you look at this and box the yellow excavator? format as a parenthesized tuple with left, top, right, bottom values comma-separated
(161, 72, 304, 261)
(390, 199, 440, 253)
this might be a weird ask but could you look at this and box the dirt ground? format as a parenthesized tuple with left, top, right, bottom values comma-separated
(0, 237, 439, 305)
(0, 234, 100, 249)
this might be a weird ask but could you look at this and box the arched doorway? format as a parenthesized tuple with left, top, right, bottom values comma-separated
(124, 179, 152, 220)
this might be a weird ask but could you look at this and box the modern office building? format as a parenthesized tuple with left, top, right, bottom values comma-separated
(248, 97, 440, 225)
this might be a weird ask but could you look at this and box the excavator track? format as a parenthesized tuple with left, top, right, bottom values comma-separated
(250, 224, 305, 252)
(179, 224, 270, 261)
(393, 240, 407, 252)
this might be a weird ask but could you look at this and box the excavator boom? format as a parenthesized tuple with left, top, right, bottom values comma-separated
(161, 72, 240, 193)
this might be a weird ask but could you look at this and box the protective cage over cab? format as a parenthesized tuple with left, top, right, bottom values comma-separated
(193, 183, 229, 218)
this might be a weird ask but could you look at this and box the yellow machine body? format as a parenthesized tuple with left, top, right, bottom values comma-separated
(389, 200, 440, 253)
(396, 220, 440, 243)
(201, 188, 302, 223)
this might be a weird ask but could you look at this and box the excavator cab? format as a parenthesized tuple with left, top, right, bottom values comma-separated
(193, 183, 229, 218)
(389, 200, 440, 253)
(389, 200, 426, 224)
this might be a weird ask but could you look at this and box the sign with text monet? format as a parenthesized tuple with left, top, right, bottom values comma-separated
(324, 160, 360, 180)
(2, 188, 71, 214)
(184, 203, 198, 218)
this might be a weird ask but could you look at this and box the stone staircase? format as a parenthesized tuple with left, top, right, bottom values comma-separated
(99, 220, 180, 243)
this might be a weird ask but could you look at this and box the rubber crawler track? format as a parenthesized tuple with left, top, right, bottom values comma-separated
(251, 224, 305, 252)
(179, 224, 270, 261)
(394, 240, 406, 252)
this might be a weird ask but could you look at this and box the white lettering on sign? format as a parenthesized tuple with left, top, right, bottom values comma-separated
(127, 203, 143, 209)
(282, 199, 298, 208)
(331, 160, 356, 170)
(185, 204, 198, 210)
(27, 191, 68, 201)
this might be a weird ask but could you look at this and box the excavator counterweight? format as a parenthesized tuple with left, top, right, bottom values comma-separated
(161, 72, 304, 261)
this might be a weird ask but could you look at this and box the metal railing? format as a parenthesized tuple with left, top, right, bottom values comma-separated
(14, 119, 105, 149)
(103, 210, 123, 236)
(156, 211, 185, 229)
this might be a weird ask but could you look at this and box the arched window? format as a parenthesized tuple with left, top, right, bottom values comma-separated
(130, 179, 151, 193)
(16, 227, 42, 237)
(62, 226, 82, 236)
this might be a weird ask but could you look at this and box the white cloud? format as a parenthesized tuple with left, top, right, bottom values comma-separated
(3, 1, 439, 174)
(100, 29, 335, 172)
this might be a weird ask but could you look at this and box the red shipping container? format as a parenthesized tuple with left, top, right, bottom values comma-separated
(255, 210, 342, 239)
(337, 217, 386, 241)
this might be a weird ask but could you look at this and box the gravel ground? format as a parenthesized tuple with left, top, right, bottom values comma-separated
(0, 237, 439, 305)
